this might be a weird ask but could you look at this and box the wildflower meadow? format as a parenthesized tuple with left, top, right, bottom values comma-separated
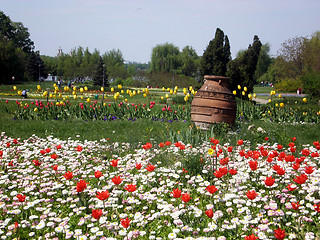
(0, 133, 319, 240)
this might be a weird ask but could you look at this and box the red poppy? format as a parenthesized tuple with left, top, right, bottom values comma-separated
(64, 171, 73, 180)
(76, 179, 88, 192)
(16, 194, 26, 202)
(52, 165, 59, 171)
(94, 171, 103, 178)
(110, 159, 118, 167)
(174, 142, 181, 147)
(227, 146, 233, 152)
(220, 157, 229, 165)
(180, 193, 191, 203)
(277, 144, 283, 150)
(214, 170, 223, 178)
(264, 176, 275, 187)
(249, 160, 258, 171)
(6, 142, 10, 148)
(13, 139, 18, 144)
(51, 154, 58, 160)
(293, 174, 308, 185)
(205, 209, 213, 218)
(314, 203, 320, 213)
(124, 184, 137, 192)
(33, 159, 41, 166)
(76, 145, 83, 152)
(179, 144, 186, 150)
(311, 152, 319, 158)
(146, 164, 156, 172)
(304, 166, 314, 174)
(45, 148, 51, 153)
(56, 145, 62, 150)
(229, 168, 237, 175)
(274, 228, 286, 240)
(291, 201, 300, 210)
(142, 142, 152, 149)
(112, 176, 123, 185)
(244, 234, 259, 240)
(96, 190, 110, 201)
(291, 137, 296, 141)
(120, 217, 131, 228)
(159, 142, 165, 148)
(237, 139, 243, 145)
(292, 163, 300, 170)
(135, 163, 142, 170)
(40, 149, 46, 155)
(246, 190, 258, 200)
(206, 185, 218, 194)
(92, 209, 103, 219)
(301, 148, 310, 156)
(165, 141, 171, 146)
(171, 188, 182, 198)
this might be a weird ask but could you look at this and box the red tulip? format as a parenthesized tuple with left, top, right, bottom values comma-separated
(246, 190, 257, 200)
(96, 190, 110, 201)
(180, 193, 191, 203)
(76, 179, 88, 192)
(92, 209, 103, 219)
(171, 188, 182, 198)
(264, 176, 275, 187)
(112, 176, 123, 185)
(205, 209, 213, 218)
(124, 184, 137, 192)
(64, 171, 73, 180)
(120, 217, 131, 228)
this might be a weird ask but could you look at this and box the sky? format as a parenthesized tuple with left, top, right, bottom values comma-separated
(2, 0, 320, 63)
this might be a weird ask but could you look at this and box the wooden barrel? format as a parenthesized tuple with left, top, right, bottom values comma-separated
(191, 75, 236, 130)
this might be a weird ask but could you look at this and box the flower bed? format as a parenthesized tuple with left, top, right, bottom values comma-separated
(0, 134, 319, 239)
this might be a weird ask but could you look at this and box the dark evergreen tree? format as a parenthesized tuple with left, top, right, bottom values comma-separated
(26, 51, 47, 81)
(227, 35, 262, 95)
(93, 56, 108, 87)
(201, 28, 231, 77)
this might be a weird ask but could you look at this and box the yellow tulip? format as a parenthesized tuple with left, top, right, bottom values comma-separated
(280, 102, 284, 107)
(268, 99, 272, 103)
(160, 96, 164, 100)
(56, 102, 60, 106)
(253, 93, 257, 98)
(37, 85, 41, 90)
(233, 90, 237, 95)
(278, 94, 282, 98)
(165, 94, 169, 99)
(80, 88, 84, 93)
(208, 148, 214, 155)
(111, 87, 114, 92)
(302, 98, 307, 103)
(60, 101, 64, 105)
(18, 91, 22, 95)
(275, 103, 279, 107)
(81, 96, 84, 100)
(143, 93, 147, 97)
(244, 87, 247, 92)
(84, 86, 88, 91)
(121, 90, 124, 94)
(114, 94, 118, 100)
(53, 95, 56, 98)
(189, 86, 193, 91)
(242, 91, 245, 96)
(137, 90, 140, 94)
(43, 91, 47, 97)
(184, 96, 189, 102)
(237, 85, 241, 90)
(101, 87, 104, 92)
(49, 94, 53, 98)
(73, 95, 77, 100)
(34, 108, 38, 112)
(248, 94, 252, 100)
(118, 84, 122, 90)
(87, 98, 91, 103)
(170, 90, 173, 95)
(162, 87, 165, 91)
(53, 83, 57, 88)
(103, 103, 106, 106)
(59, 94, 62, 98)
(73, 86, 76, 91)
(72, 91, 76, 95)
(125, 99, 128, 102)
(13, 86, 17, 91)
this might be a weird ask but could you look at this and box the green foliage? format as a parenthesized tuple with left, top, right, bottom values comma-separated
(102, 49, 128, 79)
(92, 56, 108, 86)
(227, 35, 262, 95)
(201, 28, 231, 77)
(275, 77, 302, 92)
(26, 51, 47, 81)
(300, 71, 320, 97)
(151, 43, 181, 73)
(255, 43, 273, 80)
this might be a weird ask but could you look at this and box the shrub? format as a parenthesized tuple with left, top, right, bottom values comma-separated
(274, 77, 302, 92)
(300, 71, 320, 97)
